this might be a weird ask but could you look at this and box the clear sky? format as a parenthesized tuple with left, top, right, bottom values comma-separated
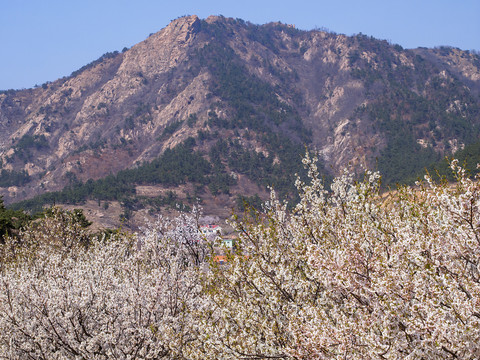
(1, 0, 479, 90)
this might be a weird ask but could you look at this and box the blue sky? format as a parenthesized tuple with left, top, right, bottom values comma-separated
(1, 0, 479, 90)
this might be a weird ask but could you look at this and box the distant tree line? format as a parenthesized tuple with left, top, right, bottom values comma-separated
(9, 138, 236, 214)
(0, 169, 31, 187)
(0, 196, 29, 240)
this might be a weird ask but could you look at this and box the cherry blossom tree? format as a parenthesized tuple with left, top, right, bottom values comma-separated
(0, 208, 209, 359)
(1, 154, 480, 359)
(199, 155, 480, 359)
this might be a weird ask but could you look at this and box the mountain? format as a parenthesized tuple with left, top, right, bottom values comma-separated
(1, 15, 480, 224)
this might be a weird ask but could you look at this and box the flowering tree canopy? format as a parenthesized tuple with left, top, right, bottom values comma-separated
(0, 208, 208, 359)
(1, 156, 479, 359)
(199, 156, 480, 359)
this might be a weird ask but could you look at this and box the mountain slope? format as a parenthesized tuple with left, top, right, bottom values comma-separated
(1, 15, 480, 220)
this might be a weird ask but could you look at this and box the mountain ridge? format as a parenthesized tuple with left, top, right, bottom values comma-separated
(1, 15, 480, 223)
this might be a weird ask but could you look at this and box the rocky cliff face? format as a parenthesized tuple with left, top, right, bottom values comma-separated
(1, 15, 480, 211)
(1, 16, 208, 201)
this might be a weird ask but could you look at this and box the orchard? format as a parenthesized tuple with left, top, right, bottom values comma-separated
(0, 155, 479, 359)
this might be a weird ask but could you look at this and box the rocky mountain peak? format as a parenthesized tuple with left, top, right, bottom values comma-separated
(1, 16, 480, 225)
(119, 15, 201, 78)
(205, 15, 223, 24)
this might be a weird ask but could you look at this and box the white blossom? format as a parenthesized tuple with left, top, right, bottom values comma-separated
(0, 208, 209, 359)
(199, 156, 480, 359)
(2, 155, 480, 359)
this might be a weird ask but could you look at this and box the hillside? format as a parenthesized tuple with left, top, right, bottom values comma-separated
(1, 15, 480, 225)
